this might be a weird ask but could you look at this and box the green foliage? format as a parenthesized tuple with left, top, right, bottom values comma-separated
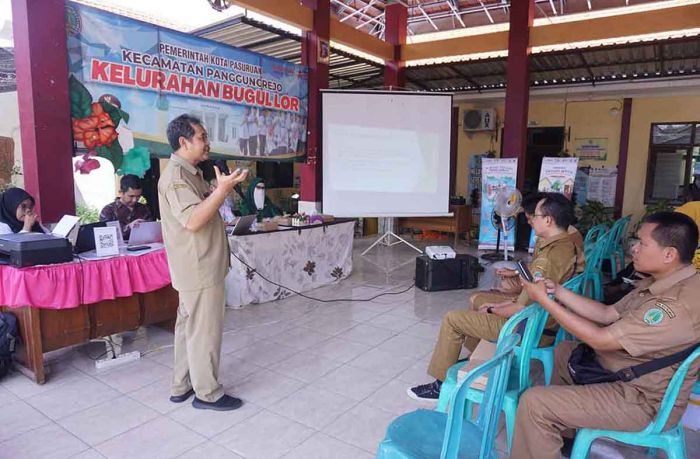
(575, 200, 614, 236)
(95, 142, 124, 171)
(69, 75, 92, 119)
(99, 100, 130, 126)
(76, 204, 100, 224)
(633, 200, 674, 233)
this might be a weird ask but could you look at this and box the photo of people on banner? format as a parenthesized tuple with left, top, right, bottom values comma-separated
(65, 2, 308, 172)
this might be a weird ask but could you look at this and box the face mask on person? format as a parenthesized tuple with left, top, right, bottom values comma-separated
(254, 188, 265, 210)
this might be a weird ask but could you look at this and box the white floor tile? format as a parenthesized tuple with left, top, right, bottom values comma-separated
(1, 363, 85, 399)
(364, 379, 437, 415)
(0, 383, 18, 404)
(336, 323, 396, 346)
(307, 337, 371, 363)
(127, 377, 182, 414)
(95, 358, 172, 393)
(268, 385, 357, 430)
(299, 315, 361, 335)
(312, 365, 392, 402)
(227, 369, 304, 407)
(57, 396, 159, 446)
(220, 331, 258, 355)
(143, 346, 175, 368)
(0, 399, 52, 442)
(0, 423, 89, 459)
(177, 441, 244, 459)
(267, 326, 333, 350)
(322, 402, 397, 454)
(375, 333, 436, 359)
(218, 356, 265, 385)
(283, 432, 374, 459)
(95, 417, 205, 459)
(25, 375, 122, 421)
(213, 410, 314, 459)
(168, 399, 262, 438)
(229, 340, 300, 367)
(69, 449, 107, 459)
(347, 347, 419, 379)
(270, 353, 342, 383)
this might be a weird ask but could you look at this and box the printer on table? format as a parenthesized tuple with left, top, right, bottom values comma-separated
(0, 233, 74, 267)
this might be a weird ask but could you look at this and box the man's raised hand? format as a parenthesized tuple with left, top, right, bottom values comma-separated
(215, 166, 249, 192)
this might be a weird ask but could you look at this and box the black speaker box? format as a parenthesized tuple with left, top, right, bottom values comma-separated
(415, 254, 480, 292)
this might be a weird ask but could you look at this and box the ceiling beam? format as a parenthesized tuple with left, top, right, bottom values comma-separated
(403, 3, 700, 62)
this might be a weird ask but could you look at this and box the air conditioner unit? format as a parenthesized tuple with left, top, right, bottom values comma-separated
(463, 109, 496, 132)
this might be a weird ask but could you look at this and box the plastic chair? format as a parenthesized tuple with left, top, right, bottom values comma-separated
(376, 333, 520, 459)
(528, 273, 586, 387)
(580, 233, 610, 302)
(436, 303, 548, 452)
(602, 216, 631, 279)
(570, 346, 700, 459)
(583, 224, 609, 257)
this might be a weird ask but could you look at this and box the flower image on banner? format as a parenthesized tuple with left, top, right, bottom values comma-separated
(65, 2, 308, 170)
(478, 158, 518, 251)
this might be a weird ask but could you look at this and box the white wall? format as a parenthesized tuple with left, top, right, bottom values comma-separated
(0, 90, 23, 187)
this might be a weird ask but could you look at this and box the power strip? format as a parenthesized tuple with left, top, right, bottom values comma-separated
(95, 351, 141, 371)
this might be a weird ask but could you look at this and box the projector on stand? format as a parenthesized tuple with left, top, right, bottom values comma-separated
(425, 246, 456, 260)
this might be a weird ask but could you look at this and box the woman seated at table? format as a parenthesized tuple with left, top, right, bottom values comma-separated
(0, 187, 46, 234)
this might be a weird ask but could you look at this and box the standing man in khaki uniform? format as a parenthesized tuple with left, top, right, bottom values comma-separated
(513, 211, 700, 459)
(159, 114, 248, 411)
(408, 193, 583, 401)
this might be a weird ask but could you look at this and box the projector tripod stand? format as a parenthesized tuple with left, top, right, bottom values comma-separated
(361, 218, 422, 256)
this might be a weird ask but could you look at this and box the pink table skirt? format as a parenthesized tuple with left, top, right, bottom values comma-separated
(0, 249, 172, 309)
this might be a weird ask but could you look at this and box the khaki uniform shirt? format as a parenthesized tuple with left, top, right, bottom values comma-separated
(599, 265, 700, 422)
(517, 231, 584, 305)
(158, 154, 229, 292)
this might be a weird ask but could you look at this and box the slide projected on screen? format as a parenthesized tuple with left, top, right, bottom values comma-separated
(322, 91, 452, 217)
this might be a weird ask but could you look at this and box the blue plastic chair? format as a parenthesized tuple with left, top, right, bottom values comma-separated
(376, 333, 520, 459)
(602, 216, 631, 279)
(528, 274, 586, 387)
(436, 303, 548, 451)
(570, 346, 700, 459)
(581, 231, 610, 302)
(583, 223, 609, 257)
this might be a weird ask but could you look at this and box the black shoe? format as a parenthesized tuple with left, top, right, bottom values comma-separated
(561, 436, 575, 458)
(407, 380, 442, 401)
(169, 388, 195, 403)
(192, 394, 243, 411)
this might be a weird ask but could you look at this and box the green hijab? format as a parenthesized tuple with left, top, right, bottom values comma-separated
(240, 177, 280, 219)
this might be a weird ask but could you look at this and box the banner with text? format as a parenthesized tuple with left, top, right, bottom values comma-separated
(478, 158, 518, 251)
(529, 157, 579, 251)
(65, 2, 308, 172)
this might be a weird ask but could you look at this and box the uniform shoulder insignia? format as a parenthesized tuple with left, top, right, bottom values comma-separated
(654, 301, 676, 319)
(172, 183, 189, 191)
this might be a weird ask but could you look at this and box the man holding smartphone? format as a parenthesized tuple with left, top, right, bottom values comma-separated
(159, 114, 248, 411)
(409, 193, 583, 401)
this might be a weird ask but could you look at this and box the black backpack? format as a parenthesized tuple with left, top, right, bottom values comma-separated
(0, 312, 19, 380)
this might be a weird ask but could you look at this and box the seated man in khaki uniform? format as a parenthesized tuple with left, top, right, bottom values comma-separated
(159, 114, 248, 411)
(513, 211, 700, 459)
(408, 193, 584, 400)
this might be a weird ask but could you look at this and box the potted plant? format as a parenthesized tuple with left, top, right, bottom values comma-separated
(575, 200, 614, 236)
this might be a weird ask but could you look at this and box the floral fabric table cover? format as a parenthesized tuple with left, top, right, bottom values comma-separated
(224, 220, 354, 308)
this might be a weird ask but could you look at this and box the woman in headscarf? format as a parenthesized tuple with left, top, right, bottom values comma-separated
(0, 187, 45, 234)
(239, 178, 280, 220)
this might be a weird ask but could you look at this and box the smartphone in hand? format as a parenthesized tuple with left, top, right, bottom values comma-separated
(516, 260, 534, 283)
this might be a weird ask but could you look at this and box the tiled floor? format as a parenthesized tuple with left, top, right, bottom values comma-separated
(1, 237, 699, 459)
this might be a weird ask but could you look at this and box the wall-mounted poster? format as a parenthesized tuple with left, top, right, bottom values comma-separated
(529, 157, 579, 251)
(574, 138, 608, 161)
(65, 2, 308, 173)
(478, 158, 518, 250)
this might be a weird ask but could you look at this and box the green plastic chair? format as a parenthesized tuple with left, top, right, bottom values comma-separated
(436, 303, 548, 452)
(602, 216, 631, 279)
(528, 274, 586, 386)
(570, 346, 700, 459)
(376, 333, 519, 459)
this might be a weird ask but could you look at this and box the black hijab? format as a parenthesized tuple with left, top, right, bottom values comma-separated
(0, 188, 43, 233)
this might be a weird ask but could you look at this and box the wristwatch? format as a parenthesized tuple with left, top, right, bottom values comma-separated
(486, 306, 494, 314)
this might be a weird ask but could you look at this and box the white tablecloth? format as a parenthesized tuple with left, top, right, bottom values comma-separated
(224, 220, 354, 308)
